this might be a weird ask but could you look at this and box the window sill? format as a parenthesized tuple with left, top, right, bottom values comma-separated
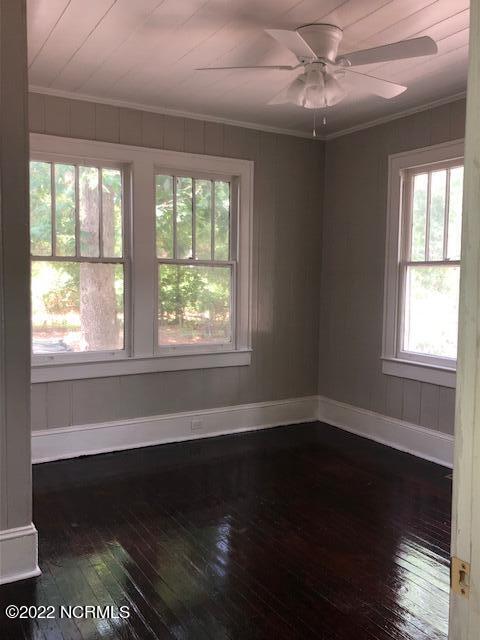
(382, 357, 456, 388)
(31, 349, 252, 383)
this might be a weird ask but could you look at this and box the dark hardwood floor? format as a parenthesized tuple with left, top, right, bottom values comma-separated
(0, 422, 451, 639)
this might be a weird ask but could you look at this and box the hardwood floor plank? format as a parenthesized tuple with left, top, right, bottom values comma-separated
(1, 423, 451, 639)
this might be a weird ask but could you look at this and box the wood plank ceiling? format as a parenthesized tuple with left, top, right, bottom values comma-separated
(27, 0, 470, 136)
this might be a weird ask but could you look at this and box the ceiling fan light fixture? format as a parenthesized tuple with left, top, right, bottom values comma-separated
(286, 74, 307, 105)
(299, 66, 347, 108)
(323, 73, 347, 106)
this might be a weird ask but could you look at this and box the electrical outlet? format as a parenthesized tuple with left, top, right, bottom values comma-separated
(191, 417, 203, 431)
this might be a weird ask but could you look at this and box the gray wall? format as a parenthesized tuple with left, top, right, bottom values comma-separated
(0, 0, 31, 529)
(319, 99, 466, 436)
(29, 93, 324, 431)
(29, 93, 466, 437)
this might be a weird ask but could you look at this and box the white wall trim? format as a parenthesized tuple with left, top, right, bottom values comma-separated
(32, 396, 319, 463)
(29, 86, 466, 143)
(29, 86, 316, 140)
(0, 523, 40, 585)
(32, 350, 252, 383)
(325, 91, 467, 141)
(382, 139, 464, 385)
(29, 134, 253, 381)
(317, 395, 454, 468)
(382, 357, 456, 388)
(32, 394, 454, 468)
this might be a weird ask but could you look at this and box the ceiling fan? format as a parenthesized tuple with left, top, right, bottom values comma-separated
(196, 24, 438, 111)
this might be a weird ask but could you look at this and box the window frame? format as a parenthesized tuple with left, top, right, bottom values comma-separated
(153, 167, 239, 356)
(30, 152, 132, 366)
(30, 134, 253, 383)
(382, 139, 464, 388)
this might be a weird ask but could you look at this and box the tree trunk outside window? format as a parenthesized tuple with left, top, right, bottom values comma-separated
(79, 176, 118, 350)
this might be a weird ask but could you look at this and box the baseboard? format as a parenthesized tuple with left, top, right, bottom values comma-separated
(0, 523, 41, 585)
(31, 394, 453, 468)
(317, 395, 454, 468)
(32, 396, 319, 463)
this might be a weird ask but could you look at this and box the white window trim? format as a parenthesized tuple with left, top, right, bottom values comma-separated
(153, 168, 241, 355)
(30, 134, 253, 383)
(382, 138, 464, 388)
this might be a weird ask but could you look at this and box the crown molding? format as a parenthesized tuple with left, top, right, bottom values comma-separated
(324, 91, 467, 141)
(29, 85, 467, 144)
(28, 85, 319, 141)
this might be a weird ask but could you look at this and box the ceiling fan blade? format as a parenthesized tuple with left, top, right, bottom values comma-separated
(196, 64, 297, 71)
(265, 29, 316, 60)
(342, 69, 407, 99)
(340, 36, 437, 67)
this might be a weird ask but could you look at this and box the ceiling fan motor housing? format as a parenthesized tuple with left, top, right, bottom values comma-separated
(296, 24, 343, 63)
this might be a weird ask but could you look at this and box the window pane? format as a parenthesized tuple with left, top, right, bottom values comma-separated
(102, 168, 123, 258)
(195, 179, 212, 260)
(54, 164, 76, 257)
(448, 166, 464, 260)
(30, 161, 52, 256)
(32, 261, 124, 353)
(403, 265, 459, 359)
(158, 264, 231, 345)
(156, 175, 173, 258)
(214, 181, 230, 260)
(79, 166, 100, 257)
(429, 170, 446, 260)
(176, 176, 193, 259)
(410, 173, 427, 261)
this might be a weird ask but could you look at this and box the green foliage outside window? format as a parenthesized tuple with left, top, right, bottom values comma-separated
(30, 161, 124, 352)
(30, 163, 234, 351)
(155, 175, 232, 345)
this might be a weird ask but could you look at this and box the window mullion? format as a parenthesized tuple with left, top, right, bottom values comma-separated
(400, 262, 409, 356)
(230, 262, 236, 348)
(405, 259, 460, 267)
(230, 178, 239, 263)
(398, 174, 409, 357)
(402, 173, 412, 263)
(51, 162, 56, 257)
(425, 172, 431, 261)
(444, 169, 451, 260)
(158, 258, 235, 267)
(32, 255, 124, 264)
(74, 164, 80, 257)
(192, 177, 196, 260)
(173, 175, 177, 260)
(132, 158, 157, 358)
(211, 180, 215, 260)
(98, 168, 104, 258)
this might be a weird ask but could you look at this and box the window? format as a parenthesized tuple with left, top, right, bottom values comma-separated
(155, 174, 235, 351)
(401, 163, 463, 361)
(383, 140, 464, 388)
(30, 159, 127, 361)
(30, 135, 253, 382)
